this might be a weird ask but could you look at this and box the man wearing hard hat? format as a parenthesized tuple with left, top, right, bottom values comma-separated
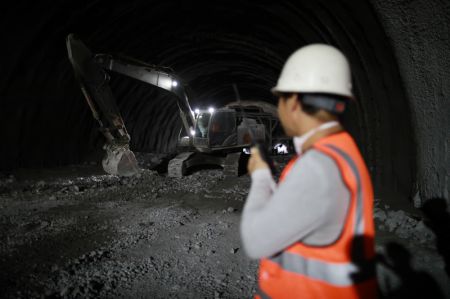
(240, 44, 377, 298)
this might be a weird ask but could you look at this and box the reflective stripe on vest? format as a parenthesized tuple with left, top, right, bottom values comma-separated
(257, 132, 376, 299)
(266, 143, 366, 286)
(325, 144, 364, 236)
(268, 251, 368, 287)
(279, 143, 365, 237)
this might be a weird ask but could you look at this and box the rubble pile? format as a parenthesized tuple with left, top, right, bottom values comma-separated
(134, 152, 172, 170)
(0, 168, 229, 202)
(0, 166, 258, 299)
(1, 159, 449, 298)
(374, 206, 435, 245)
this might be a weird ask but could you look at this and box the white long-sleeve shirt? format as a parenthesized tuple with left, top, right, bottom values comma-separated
(240, 149, 350, 259)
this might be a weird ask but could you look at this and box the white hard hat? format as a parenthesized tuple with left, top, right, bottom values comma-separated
(272, 44, 353, 98)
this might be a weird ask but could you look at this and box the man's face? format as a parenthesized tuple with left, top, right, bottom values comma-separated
(277, 94, 297, 136)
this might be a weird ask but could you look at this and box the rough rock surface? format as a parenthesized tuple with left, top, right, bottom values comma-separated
(0, 160, 449, 298)
(370, 0, 450, 203)
(0, 167, 257, 298)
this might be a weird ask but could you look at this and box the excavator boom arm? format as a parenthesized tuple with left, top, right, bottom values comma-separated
(66, 33, 196, 176)
(94, 54, 195, 135)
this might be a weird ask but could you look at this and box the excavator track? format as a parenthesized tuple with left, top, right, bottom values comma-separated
(168, 152, 195, 178)
(223, 152, 242, 177)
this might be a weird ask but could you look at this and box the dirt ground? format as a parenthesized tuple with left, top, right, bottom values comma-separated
(0, 157, 449, 298)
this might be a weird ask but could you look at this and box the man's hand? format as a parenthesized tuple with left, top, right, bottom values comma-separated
(247, 146, 269, 175)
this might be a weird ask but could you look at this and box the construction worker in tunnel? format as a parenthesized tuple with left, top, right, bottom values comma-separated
(240, 44, 377, 299)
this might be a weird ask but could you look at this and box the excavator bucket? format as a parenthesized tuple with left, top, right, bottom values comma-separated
(102, 144, 140, 177)
(66, 34, 140, 176)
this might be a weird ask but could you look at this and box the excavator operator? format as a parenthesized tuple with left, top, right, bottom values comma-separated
(240, 44, 377, 299)
(197, 113, 210, 138)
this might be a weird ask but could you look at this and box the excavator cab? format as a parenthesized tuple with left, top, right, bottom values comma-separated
(193, 109, 238, 150)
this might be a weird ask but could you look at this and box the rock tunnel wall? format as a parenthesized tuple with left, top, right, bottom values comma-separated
(371, 0, 450, 203)
(0, 0, 448, 204)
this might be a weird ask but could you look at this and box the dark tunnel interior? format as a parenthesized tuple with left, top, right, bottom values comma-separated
(1, 1, 450, 298)
(1, 0, 449, 202)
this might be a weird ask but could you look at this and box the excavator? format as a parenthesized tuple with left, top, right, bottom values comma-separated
(66, 34, 281, 177)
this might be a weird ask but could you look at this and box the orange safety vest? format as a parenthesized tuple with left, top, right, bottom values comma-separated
(256, 131, 377, 299)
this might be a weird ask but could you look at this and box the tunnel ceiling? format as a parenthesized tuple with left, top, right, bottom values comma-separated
(2, 0, 420, 199)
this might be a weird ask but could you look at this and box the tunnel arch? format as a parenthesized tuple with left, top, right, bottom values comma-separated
(2, 0, 433, 202)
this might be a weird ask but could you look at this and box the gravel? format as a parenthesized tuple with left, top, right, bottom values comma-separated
(0, 158, 449, 298)
(374, 206, 435, 245)
(0, 166, 258, 298)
